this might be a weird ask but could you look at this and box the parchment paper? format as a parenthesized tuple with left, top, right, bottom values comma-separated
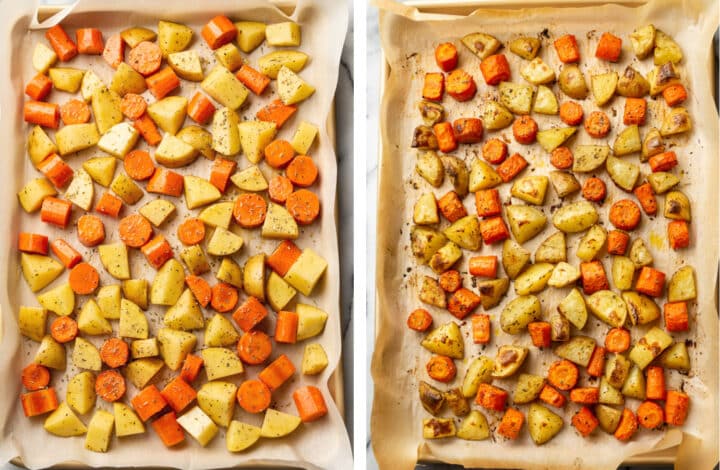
(0, 1, 351, 468)
(371, 1, 719, 469)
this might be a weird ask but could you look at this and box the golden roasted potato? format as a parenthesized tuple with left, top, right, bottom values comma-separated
(576, 224, 607, 261)
(481, 101, 513, 130)
(511, 176, 549, 205)
(599, 377, 625, 406)
(573, 145, 610, 173)
(469, 158, 502, 191)
(514, 263, 554, 295)
(536, 127, 576, 153)
(513, 374, 545, 404)
(441, 155, 469, 197)
(500, 295, 541, 334)
(552, 200, 598, 233)
(521, 58, 555, 85)
(668, 266, 696, 302)
(558, 65, 588, 99)
(499, 81, 534, 115)
(591, 72, 618, 106)
(616, 66, 650, 97)
(419, 275, 446, 309)
(557, 287, 587, 329)
(660, 107, 692, 136)
(548, 262, 581, 289)
(415, 151, 443, 187)
(443, 215, 481, 250)
(528, 404, 563, 445)
(509, 36, 541, 60)
(502, 239, 531, 280)
(606, 156, 640, 191)
(549, 310, 570, 342)
(587, 290, 628, 327)
(648, 62, 681, 96)
(417, 100, 445, 125)
(535, 232, 566, 264)
(421, 322, 463, 359)
(506, 205, 547, 243)
(611, 256, 635, 291)
(596, 404, 623, 433)
(414, 192, 439, 226)
(461, 356, 494, 398)
(664, 190, 691, 221)
(429, 242, 462, 274)
(422, 418, 456, 439)
(492, 345, 528, 378)
(443, 388, 470, 417)
(654, 30, 683, 65)
(410, 226, 447, 264)
(623, 292, 660, 326)
(476, 278, 509, 309)
(658, 342, 690, 371)
(456, 410, 490, 441)
(629, 238, 653, 268)
(461, 32, 501, 59)
(613, 125, 641, 156)
(630, 24, 656, 58)
(549, 171, 581, 198)
(533, 85, 559, 115)
(419, 380, 445, 415)
(554, 335, 595, 367)
(641, 128, 665, 162)
(628, 327, 673, 369)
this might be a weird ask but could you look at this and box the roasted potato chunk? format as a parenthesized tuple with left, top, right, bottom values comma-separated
(558, 65, 588, 99)
(509, 37, 541, 60)
(616, 66, 650, 98)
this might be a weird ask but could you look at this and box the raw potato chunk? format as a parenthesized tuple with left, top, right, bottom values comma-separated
(148, 96, 188, 136)
(119, 299, 149, 339)
(184, 175, 221, 209)
(49, 68, 84, 93)
(284, 249, 328, 296)
(207, 227, 243, 256)
(158, 21, 194, 57)
(177, 406, 218, 446)
(38, 283, 75, 316)
(197, 381, 237, 427)
(65, 168, 94, 211)
(122, 279, 147, 310)
(27, 125, 57, 166)
(150, 259, 185, 305)
(202, 347, 244, 381)
(140, 199, 176, 227)
(227, 421, 262, 452)
(243, 254, 265, 301)
(528, 404, 563, 445)
(258, 51, 309, 79)
(291, 121, 318, 154)
(18, 306, 47, 342)
(92, 87, 123, 135)
(265, 22, 301, 46)
(67, 371, 96, 415)
(35, 335, 66, 370)
(261, 409, 301, 438)
(111, 174, 144, 205)
(81, 70, 104, 102)
(277, 66, 315, 105)
(18, 178, 57, 213)
(125, 358, 164, 389)
(216, 257, 243, 288)
(536, 127, 576, 153)
(202, 66, 249, 110)
(33, 43, 57, 73)
(131, 338, 159, 359)
(158, 328, 197, 371)
(44, 402, 87, 437)
(232, 165, 268, 192)
(21, 253, 63, 292)
(72, 337, 101, 371)
(98, 123, 139, 159)
(205, 314, 239, 347)
(506, 205, 547, 244)
(168, 51, 204, 81)
(110, 63, 146, 96)
(85, 410, 114, 452)
(120, 27, 156, 48)
(176, 126, 215, 159)
(296, 304, 329, 341)
(56, 123, 101, 156)
(114, 402, 145, 437)
(422, 322, 463, 359)
(156, 134, 198, 169)
(235, 21, 266, 53)
(302, 343, 329, 375)
(267, 272, 297, 312)
(77, 300, 112, 336)
(99, 243, 130, 280)
(164, 289, 204, 331)
(262, 203, 299, 240)
(199, 202, 234, 229)
(215, 44, 244, 72)
(238, 121, 277, 164)
(83, 157, 116, 187)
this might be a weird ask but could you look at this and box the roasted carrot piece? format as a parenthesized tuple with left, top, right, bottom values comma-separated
(45, 24, 77, 62)
(512, 116, 538, 144)
(637, 401, 664, 429)
(496, 153, 527, 182)
(623, 97, 647, 125)
(40, 197, 71, 228)
(286, 189, 320, 225)
(550, 144, 575, 169)
(286, 156, 318, 187)
(437, 191, 467, 222)
(293, 385, 328, 422)
(76, 28, 104, 55)
(146, 67, 180, 99)
(21, 363, 50, 391)
(479, 216, 509, 244)
(586, 346, 606, 377)
(422, 72, 444, 101)
(452, 117, 483, 144)
(570, 387, 599, 404)
(438, 270, 462, 293)
(95, 192, 123, 218)
(595, 32, 622, 62)
(258, 354, 295, 391)
(554, 34, 580, 63)
(68, 262, 100, 295)
(180, 354, 204, 383)
(267, 240, 302, 276)
(264, 139, 296, 168)
(141, 235, 174, 270)
(233, 193, 267, 228)
(446, 69, 476, 102)
(646, 366, 666, 400)
(607, 230, 630, 255)
(605, 327, 631, 353)
(95, 370, 126, 403)
(187, 92, 216, 125)
(25, 73, 53, 101)
(201, 15, 237, 49)
(209, 157, 237, 193)
(559, 101, 584, 125)
(119, 214, 153, 248)
(100, 337, 129, 368)
(77, 214, 106, 247)
(665, 390, 690, 426)
(160, 376, 197, 413)
(134, 114, 162, 146)
(434, 42, 458, 71)
(152, 411, 185, 447)
(426, 355, 457, 382)
(275, 311, 299, 344)
(667, 220, 690, 250)
(256, 99, 296, 128)
(50, 239, 81, 268)
(572, 406, 599, 437)
(539, 384, 566, 408)
(648, 151, 678, 172)
(121, 93, 147, 120)
(210, 282, 238, 313)
(662, 84, 687, 107)
(59, 98, 91, 125)
(233, 296, 269, 332)
(528, 322, 552, 348)
(548, 359, 579, 391)
(475, 189, 501, 218)
(21, 388, 59, 417)
(634, 182, 657, 215)
(132, 384, 167, 421)
(407, 308, 433, 332)
(177, 218, 206, 246)
(268, 175, 294, 203)
(635, 266, 665, 297)
(475, 383, 508, 411)
(128, 41, 163, 77)
(498, 407, 524, 440)
(102, 33, 124, 69)
(447, 287, 481, 320)
(24, 101, 60, 128)
(147, 168, 183, 196)
(236, 64, 271, 95)
(482, 138, 508, 164)
(584, 111, 611, 138)
(124, 149, 156, 181)
(582, 177, 606, 203)
(185, 275, 212, 308)
(664, 301, 688, 332)
(580, 260, 609, 295)
(237, 330, 273, 365)
(37, 154, 74, 188)
(614, 408, 638, 441)
(471, 314, 490, 344)
(237, 379, 272, 414)
(479, 54, 511, 85)
(433, 122, 458, 153)
(18, 232, 49, 255)
(469, 256, 497, 278)
(609, 199, 641, 230)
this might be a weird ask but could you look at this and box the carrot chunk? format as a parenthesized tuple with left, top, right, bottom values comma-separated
(293, 385, 328, 422)
(25, 73, 53, 101)
(539, 384, 566, 408)
(609, 199, 641, 230)
(637, 401, 664, 429)
(77, 214, 106, 247)
(24, 101, 59, 129)
(528, 321, 552, 348)
(68, 262, 100, 295)
(237, 330, 272, 365)
(635, 266, 665, 297)
(21, 388, 59, 417)
(569, 387, 599, 405)
(548, 359, 579, 391)
(607, 230, 630, 255)
(645, 366, 666, 400)
(572, 406, 599, 437)
(482, 138, 508, 164)
(124, 149, 156, 181)
(210, 282, 238, 313)
(95, 192, 123, 218)
(422, 72, 444, 101)
(595, 32, 622, 62)
(258, 354, 295, 391)
(256, 99, 296, 128)
(580, 260, 609, 295)
(471, 314, 490, 344)
(152, 412, 185, 447)
(187, 92, 216, 125)
(634, 182, 657, 215)
(209, 157, 237, 193)
(100, 337, 129, 368)
(549, 146, 575, 169)
(605, 327, 631, 353)
(582, 177, 606, 203)
(438, 270, 462, 293)
(131, 384, 167, 421)
(119, 214, 153, 248)
(586, 346, 606, 377)
(201, 15, 237, 50)
(128, 41, 162, 77)
(45, 24, 77, 62)
(468, 256, 497, 278)
(141, 235, 174, 270)
(185, 275, 211, 308)
(50, 239, 82, 268)
(662, 84, 687, 107)
(18, 232, 49, 255)
(102, 34, 124, 69)
(233, 296, 269, 332)
(475, 383, 508, 411)
(286, 156, 318, 188)
(475, 189, 501, 218)
(667, 220, 690, 250)
(22, 363, 51, 391)
(446, 69, 476, 102)
(37, 154, 73, 188)
(426, 355, 456, 382)
(95, 370, 126, 403)
(266, 240, 302, 276)
(623, 97, 647, 125)
(236, 64, 271, 95)
(665, 390, 690, 426)
(437, 191, 467, 223)
(648, 151, 678, 172)
(237, 379, 271, 414)
(275, 310, 299, 344)
(447, 288, 481, 320)
(233, 193, 267, 228)
(433, 122, 457, 153)
(134, 114, 162, 146)
(407, 308, 433, 332)
(479, 54, 511, 85)
(559, 101, 583, 125)
(554, 34, 580, 63)
(180, 354, 204, 383)
(452, 118, 483, 144)
(584, 110, 611, 138)
(76, 28, 104, 55)
(512, 116, 538, 144)
(614, 408, 638, 441)
(40, 197, 71, 228)
(497, 407, 524, 440)
(147, 168, 183, 196)
(434, 42, 458, 71)
(664, 301, 689, 332)
(496, 153, 527, 182)
(145, 67, 180, 99)
(479, 216, 509, 244)
(160, 376, 197, 413)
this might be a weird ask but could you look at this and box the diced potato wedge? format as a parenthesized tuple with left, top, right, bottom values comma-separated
(214, 43, 244, 72)
(302, 343, 328, 375)
(83, 157, 116, 187)
(157, 328, 196, 371)
(120, 27, 157, 48)
(77, 299, 112, 335)
(158, 21, 193, 57)
(277, 66, 315, 105)
(231, 165, 268, 192)
(72, 337, 101, 371)
(44, 402, 87, 437)
(202, 66, 249, 110)
(125, 358, 164, 388)
(163, 289, 204, 331)
(49, 67, 84, 93)
(18, 306, 47, 342)
(33, 43, 57, 73)
(20, 253, 63, 292)
(85, 410, 114, 452)
(267, 271, 297, 312)
(139, 199, 176, 227)
(37, 283, 74, 316)
(260, 409, 301, 438)
(257, 50, 309, 79)
(212, 107, 241, 156)
(27, 125, 57, 166)
(91, 87, 123, 135)
(35, 335, 66, 370)
(235, 21, 266, 53)
(290, 121, 319, 154)
(67, 371, 96, 415)
(110, 63, 146, 96)
(56, 123, 101, 155)
(184, 175, 221, 209)
(168, 51, 204, 81)
(296, 304, 329, 341)
(177, 406, 218, 446)
(199, 202, 234, 229)
(119, 299, 148, 339)
(265, 22, 301, 47)
(110, 173, 143, 205)
(226, 421, 261, 452)
(262, 203, 299, 240)
(99, 243, 130, 280)
(202, 347, 244, 381)
(422, 322, 463, 359)
(207, 227, 243, 256)
(148, 96, 188, 136)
